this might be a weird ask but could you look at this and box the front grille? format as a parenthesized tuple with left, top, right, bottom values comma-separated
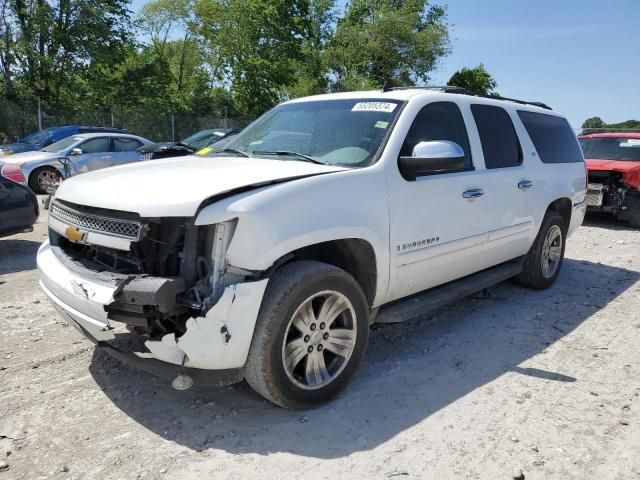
(50, 201, 142, 240)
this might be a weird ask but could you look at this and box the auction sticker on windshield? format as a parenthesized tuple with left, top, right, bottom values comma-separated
(352, 102, 397, 113)
(620, 139, 640, 147)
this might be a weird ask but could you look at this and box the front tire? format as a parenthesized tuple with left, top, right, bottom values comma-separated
(513, 210, 566, 290)
(244, 261, 370, 409)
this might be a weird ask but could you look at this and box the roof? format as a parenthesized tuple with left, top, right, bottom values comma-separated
(72, 132, 146, 140)
(579, 132, 640, 139)
(285, 88, 558, 116)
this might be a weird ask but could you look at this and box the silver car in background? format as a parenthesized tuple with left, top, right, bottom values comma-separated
(3, 133, 152, 194)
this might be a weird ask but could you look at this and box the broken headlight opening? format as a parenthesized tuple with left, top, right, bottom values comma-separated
(49, 204, 247, 342)
(586, 171, 628, 213)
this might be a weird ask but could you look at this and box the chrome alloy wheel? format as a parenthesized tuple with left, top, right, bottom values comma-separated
(282, 290, 357, 390)
(37, 169, 60, 190)
(541, 224, 563, 278)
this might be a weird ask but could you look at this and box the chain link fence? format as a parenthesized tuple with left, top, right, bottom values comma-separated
(0, 99, 252, 144)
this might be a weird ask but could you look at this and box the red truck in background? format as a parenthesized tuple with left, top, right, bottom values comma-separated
(579, 133, 640, 227)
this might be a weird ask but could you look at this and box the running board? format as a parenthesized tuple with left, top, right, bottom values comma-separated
(375, 260, 523, 324)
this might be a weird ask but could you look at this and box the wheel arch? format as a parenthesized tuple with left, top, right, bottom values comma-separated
(546, 197, 572, 230)
(269, 238, 378, 308)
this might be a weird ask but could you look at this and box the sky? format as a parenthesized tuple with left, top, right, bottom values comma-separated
(129, 0, 639, 130)
(428, 0, 640, 130)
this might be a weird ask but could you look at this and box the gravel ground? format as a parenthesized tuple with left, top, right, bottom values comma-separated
(0, 209, 639, 480)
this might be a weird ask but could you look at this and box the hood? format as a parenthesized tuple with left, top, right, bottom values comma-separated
(586, 158, 640, 173)
(55, 155, 344, 217)
(0, 143, 39, 155)
(3, 150, 57, 165)
(138, 142, 177, 153)
(586, 159, 640, 190)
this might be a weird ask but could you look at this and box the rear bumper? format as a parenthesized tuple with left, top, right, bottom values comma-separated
(37, 240, 267, 385)
(568, 201, 586, 237)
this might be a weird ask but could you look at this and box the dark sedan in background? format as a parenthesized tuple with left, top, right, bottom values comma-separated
(138, 128, 240, 160)
(0, 162, 38, 238)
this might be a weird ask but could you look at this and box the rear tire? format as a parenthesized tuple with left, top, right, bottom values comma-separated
(513, 211, 566, 290)
(244, 261, 370, 409)
(29, 166, 59, 194)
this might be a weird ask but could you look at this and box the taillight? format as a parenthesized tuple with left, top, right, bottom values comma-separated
(583, 161, 588, 190)
(0, 164, 26, 184)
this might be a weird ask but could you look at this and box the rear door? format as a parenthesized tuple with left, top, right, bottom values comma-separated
(110, 137, 145, 165)
(467, 104, 534, 271)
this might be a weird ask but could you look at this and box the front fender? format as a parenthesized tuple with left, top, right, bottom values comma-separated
(195, 166, 391, 303)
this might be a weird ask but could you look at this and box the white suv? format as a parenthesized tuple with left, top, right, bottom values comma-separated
(37, 88, 587, 408)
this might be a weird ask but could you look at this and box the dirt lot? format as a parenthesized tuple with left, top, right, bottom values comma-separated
(0, 209, 639, 480)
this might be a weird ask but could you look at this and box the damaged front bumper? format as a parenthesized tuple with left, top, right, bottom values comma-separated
(37, 240, 268, 386)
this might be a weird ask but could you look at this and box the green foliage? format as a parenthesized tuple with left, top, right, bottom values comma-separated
(0, 0, 454, 138)
(447, 64, 497, 96)
(326, 0, 450, 91)
(1, 0, 134, 107)
(581, 117, 640, 134)
(581, 117, 604, 129)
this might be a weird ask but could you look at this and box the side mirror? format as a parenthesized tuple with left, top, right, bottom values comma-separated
(70, 148, 83, 156)
(399, 140, 466, 181)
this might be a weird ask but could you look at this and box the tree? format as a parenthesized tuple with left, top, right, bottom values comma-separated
(283, 0, 336, 99)
(581, 117, 640, 134)
(2, 0, 134, 109)
(195, 0, 323, 116)
(581, 117, 604, 130)
(326, 0, 450, 91)
(447, 64, 497, 96)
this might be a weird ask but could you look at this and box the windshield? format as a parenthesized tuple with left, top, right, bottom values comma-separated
(180, 131, 217, 149)
(216, 99, 403, 167)
(42, 136, 82, 153)
(20, 129, 52, 145)
(579, 137, 640, 161)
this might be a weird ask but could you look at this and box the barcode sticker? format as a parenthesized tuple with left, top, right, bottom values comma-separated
(352, 102, 397, 113)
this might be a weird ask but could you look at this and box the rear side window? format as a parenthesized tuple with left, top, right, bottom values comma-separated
(518, 111, 583, 163)
(471, 105, 522, 169)
(113, 137, 142, 152)
(79, 137, 110, 154)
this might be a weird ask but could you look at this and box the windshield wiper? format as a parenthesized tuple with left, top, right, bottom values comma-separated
(253, 150, 327, 165)
(219, 148, 251, 157)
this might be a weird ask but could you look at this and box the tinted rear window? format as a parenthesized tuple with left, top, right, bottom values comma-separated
(471, 105, 522, 169)
(518, 111, 583, 163)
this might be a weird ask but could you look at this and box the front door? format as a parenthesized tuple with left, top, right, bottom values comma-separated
(385, 100, 489, 303)
(72, 136, 112, 174)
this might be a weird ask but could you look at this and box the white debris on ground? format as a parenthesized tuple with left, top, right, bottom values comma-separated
(0, 210, 638, 479)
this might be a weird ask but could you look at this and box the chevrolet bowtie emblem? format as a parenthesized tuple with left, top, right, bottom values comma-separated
(64, 226, 86, 243)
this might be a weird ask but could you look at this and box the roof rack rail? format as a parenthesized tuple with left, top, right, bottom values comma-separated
(383, 85, 552, 110)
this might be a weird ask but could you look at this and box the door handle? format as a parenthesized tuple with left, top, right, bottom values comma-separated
(101, 156, 112, 160)
(462, 188, 484, 199)
(518, 179, 534, 190)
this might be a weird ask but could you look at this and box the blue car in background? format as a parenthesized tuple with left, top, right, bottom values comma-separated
(0, 125, 127, 157)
